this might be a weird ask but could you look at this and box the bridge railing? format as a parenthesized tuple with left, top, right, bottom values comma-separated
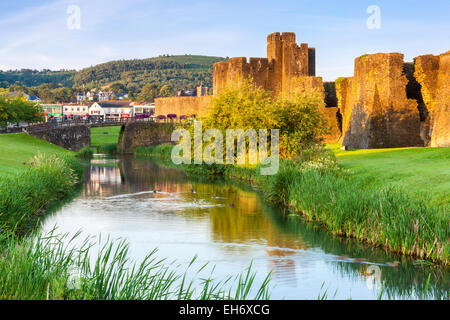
(23, 117, 161, 132)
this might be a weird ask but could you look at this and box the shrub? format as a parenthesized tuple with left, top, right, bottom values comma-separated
(200, 78, 328, 160)
(76, 147, 94, 159)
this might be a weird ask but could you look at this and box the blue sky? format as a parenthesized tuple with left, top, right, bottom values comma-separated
(0, 0, 449, 80)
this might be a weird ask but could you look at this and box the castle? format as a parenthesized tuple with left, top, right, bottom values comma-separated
(213, 32, 316, 96)
(155, 32, 449, 148)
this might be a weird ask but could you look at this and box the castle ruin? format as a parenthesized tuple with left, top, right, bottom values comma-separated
(155, 32, 449, 148)
(213, 32, 316, 96)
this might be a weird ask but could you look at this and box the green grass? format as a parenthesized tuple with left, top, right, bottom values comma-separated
(0, 153, 83, 235)
(330, 145, 450, 206)
(90, 126, 121, 147)
(0, 133, 73, 176)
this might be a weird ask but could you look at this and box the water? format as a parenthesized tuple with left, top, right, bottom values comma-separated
(41, 156, 449, 300)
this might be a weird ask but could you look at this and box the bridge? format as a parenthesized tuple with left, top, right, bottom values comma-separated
(23, 118, 176, 152)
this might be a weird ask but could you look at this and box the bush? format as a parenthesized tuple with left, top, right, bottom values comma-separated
(96, 143, 117, 155)
(200, 79, 328, 159)
(76, 147, 94, 159)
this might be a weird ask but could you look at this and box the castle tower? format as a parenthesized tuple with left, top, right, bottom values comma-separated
(213, 32, 316, 96)
(266, 32, 314, 94)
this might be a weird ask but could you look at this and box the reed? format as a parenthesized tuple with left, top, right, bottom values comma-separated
(0, 230, 271, 300)
(96, 143, 117, 155)
(0, 154, 83, 235)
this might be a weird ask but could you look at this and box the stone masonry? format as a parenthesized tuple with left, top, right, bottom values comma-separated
(414, 51, 450, 147)
(213, 32, 316, 96)
(335, 53, 424, 149)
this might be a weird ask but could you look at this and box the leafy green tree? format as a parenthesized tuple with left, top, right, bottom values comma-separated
(138, 84, 159, 102)
(159, 85, 174, 97)
(109, 82, 126, 93)
(201, 78, 328, 159)
(0, 89, 43, 127)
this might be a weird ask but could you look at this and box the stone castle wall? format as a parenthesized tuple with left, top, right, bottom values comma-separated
(335, 53, 425, 149)
(154, 32, 448, 149)
(335, 52, 449, 148)
(214, 32, 316, 96)
(154, 96, 212, 118)
(414, 51, 450, 147)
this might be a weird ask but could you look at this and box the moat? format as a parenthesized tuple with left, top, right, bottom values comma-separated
(40, 155, 449, 300)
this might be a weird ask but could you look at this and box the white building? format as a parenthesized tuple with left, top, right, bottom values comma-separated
(131, 102, 154, 116)
(62, 103, 92, 118)
(89, 101, 133, 119)
(98, 91, 113, 101)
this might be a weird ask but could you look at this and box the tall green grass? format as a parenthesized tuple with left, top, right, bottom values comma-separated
(96, 143, 117, 155)
(0, 154, 83, 235)
(253, 161, 449, 265)
(76, 147, 95, 159)
(135, 145, 173, 158)
(0, 230, 271, 300)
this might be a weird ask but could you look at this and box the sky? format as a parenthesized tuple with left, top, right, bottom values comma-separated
(0, 0, 449, 81)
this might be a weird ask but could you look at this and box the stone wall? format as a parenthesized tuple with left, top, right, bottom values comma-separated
(26, 125, 90, 151)
(335, 53, 424, 149)
(414, 51, 450, 147)
(214, 32, 315, 96)
(154, 96, 212, 118)
(287, 76, 341, 143)
(117, 122, 176, 154)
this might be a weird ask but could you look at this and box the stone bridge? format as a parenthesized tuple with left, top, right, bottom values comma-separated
(117, 122, 176, 154)
(24, 120, 176, 152)
(25, 124, 91, 151)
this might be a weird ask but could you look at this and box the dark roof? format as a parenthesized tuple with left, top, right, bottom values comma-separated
(97, 101, 132, 108)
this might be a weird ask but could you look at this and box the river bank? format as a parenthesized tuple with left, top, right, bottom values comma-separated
(134, 145, 449, 266)
(0, 133, 272, 300)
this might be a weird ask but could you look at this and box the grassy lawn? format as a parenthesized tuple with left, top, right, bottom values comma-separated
(0, 133, 72, 176)
(90, 126, 121, 146)
(330, 144, 450, 206)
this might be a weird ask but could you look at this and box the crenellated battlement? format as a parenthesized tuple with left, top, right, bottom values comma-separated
(214, 32, 315, 95)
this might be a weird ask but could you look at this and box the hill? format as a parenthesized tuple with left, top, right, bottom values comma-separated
(0, 55, 227, 92)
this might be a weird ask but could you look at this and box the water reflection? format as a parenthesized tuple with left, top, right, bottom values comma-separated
(41, 156, 449, 300)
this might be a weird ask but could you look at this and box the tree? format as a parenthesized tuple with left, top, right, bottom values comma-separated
(201, 78, 328, 159)
(109, 82, 126, 93)
(159, 85, 174, 97)
(138, 84, 159, 102)
(0, 89, 43, 127)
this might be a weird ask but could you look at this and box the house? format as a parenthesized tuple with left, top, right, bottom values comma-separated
(28, 95, 42, 103)
(41, 104, 62, 121)
(131, 102, 154, 116)
(89, 101, 133, 119)
(116, 93, 129, 100)
(62, 103, 93, 118)
(8, 92, 30, 100)
(195, 84, 208, 97)
(76, 92, 87, 103)
(86, 91, 97, 101)
(98, 91, 113, 101)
